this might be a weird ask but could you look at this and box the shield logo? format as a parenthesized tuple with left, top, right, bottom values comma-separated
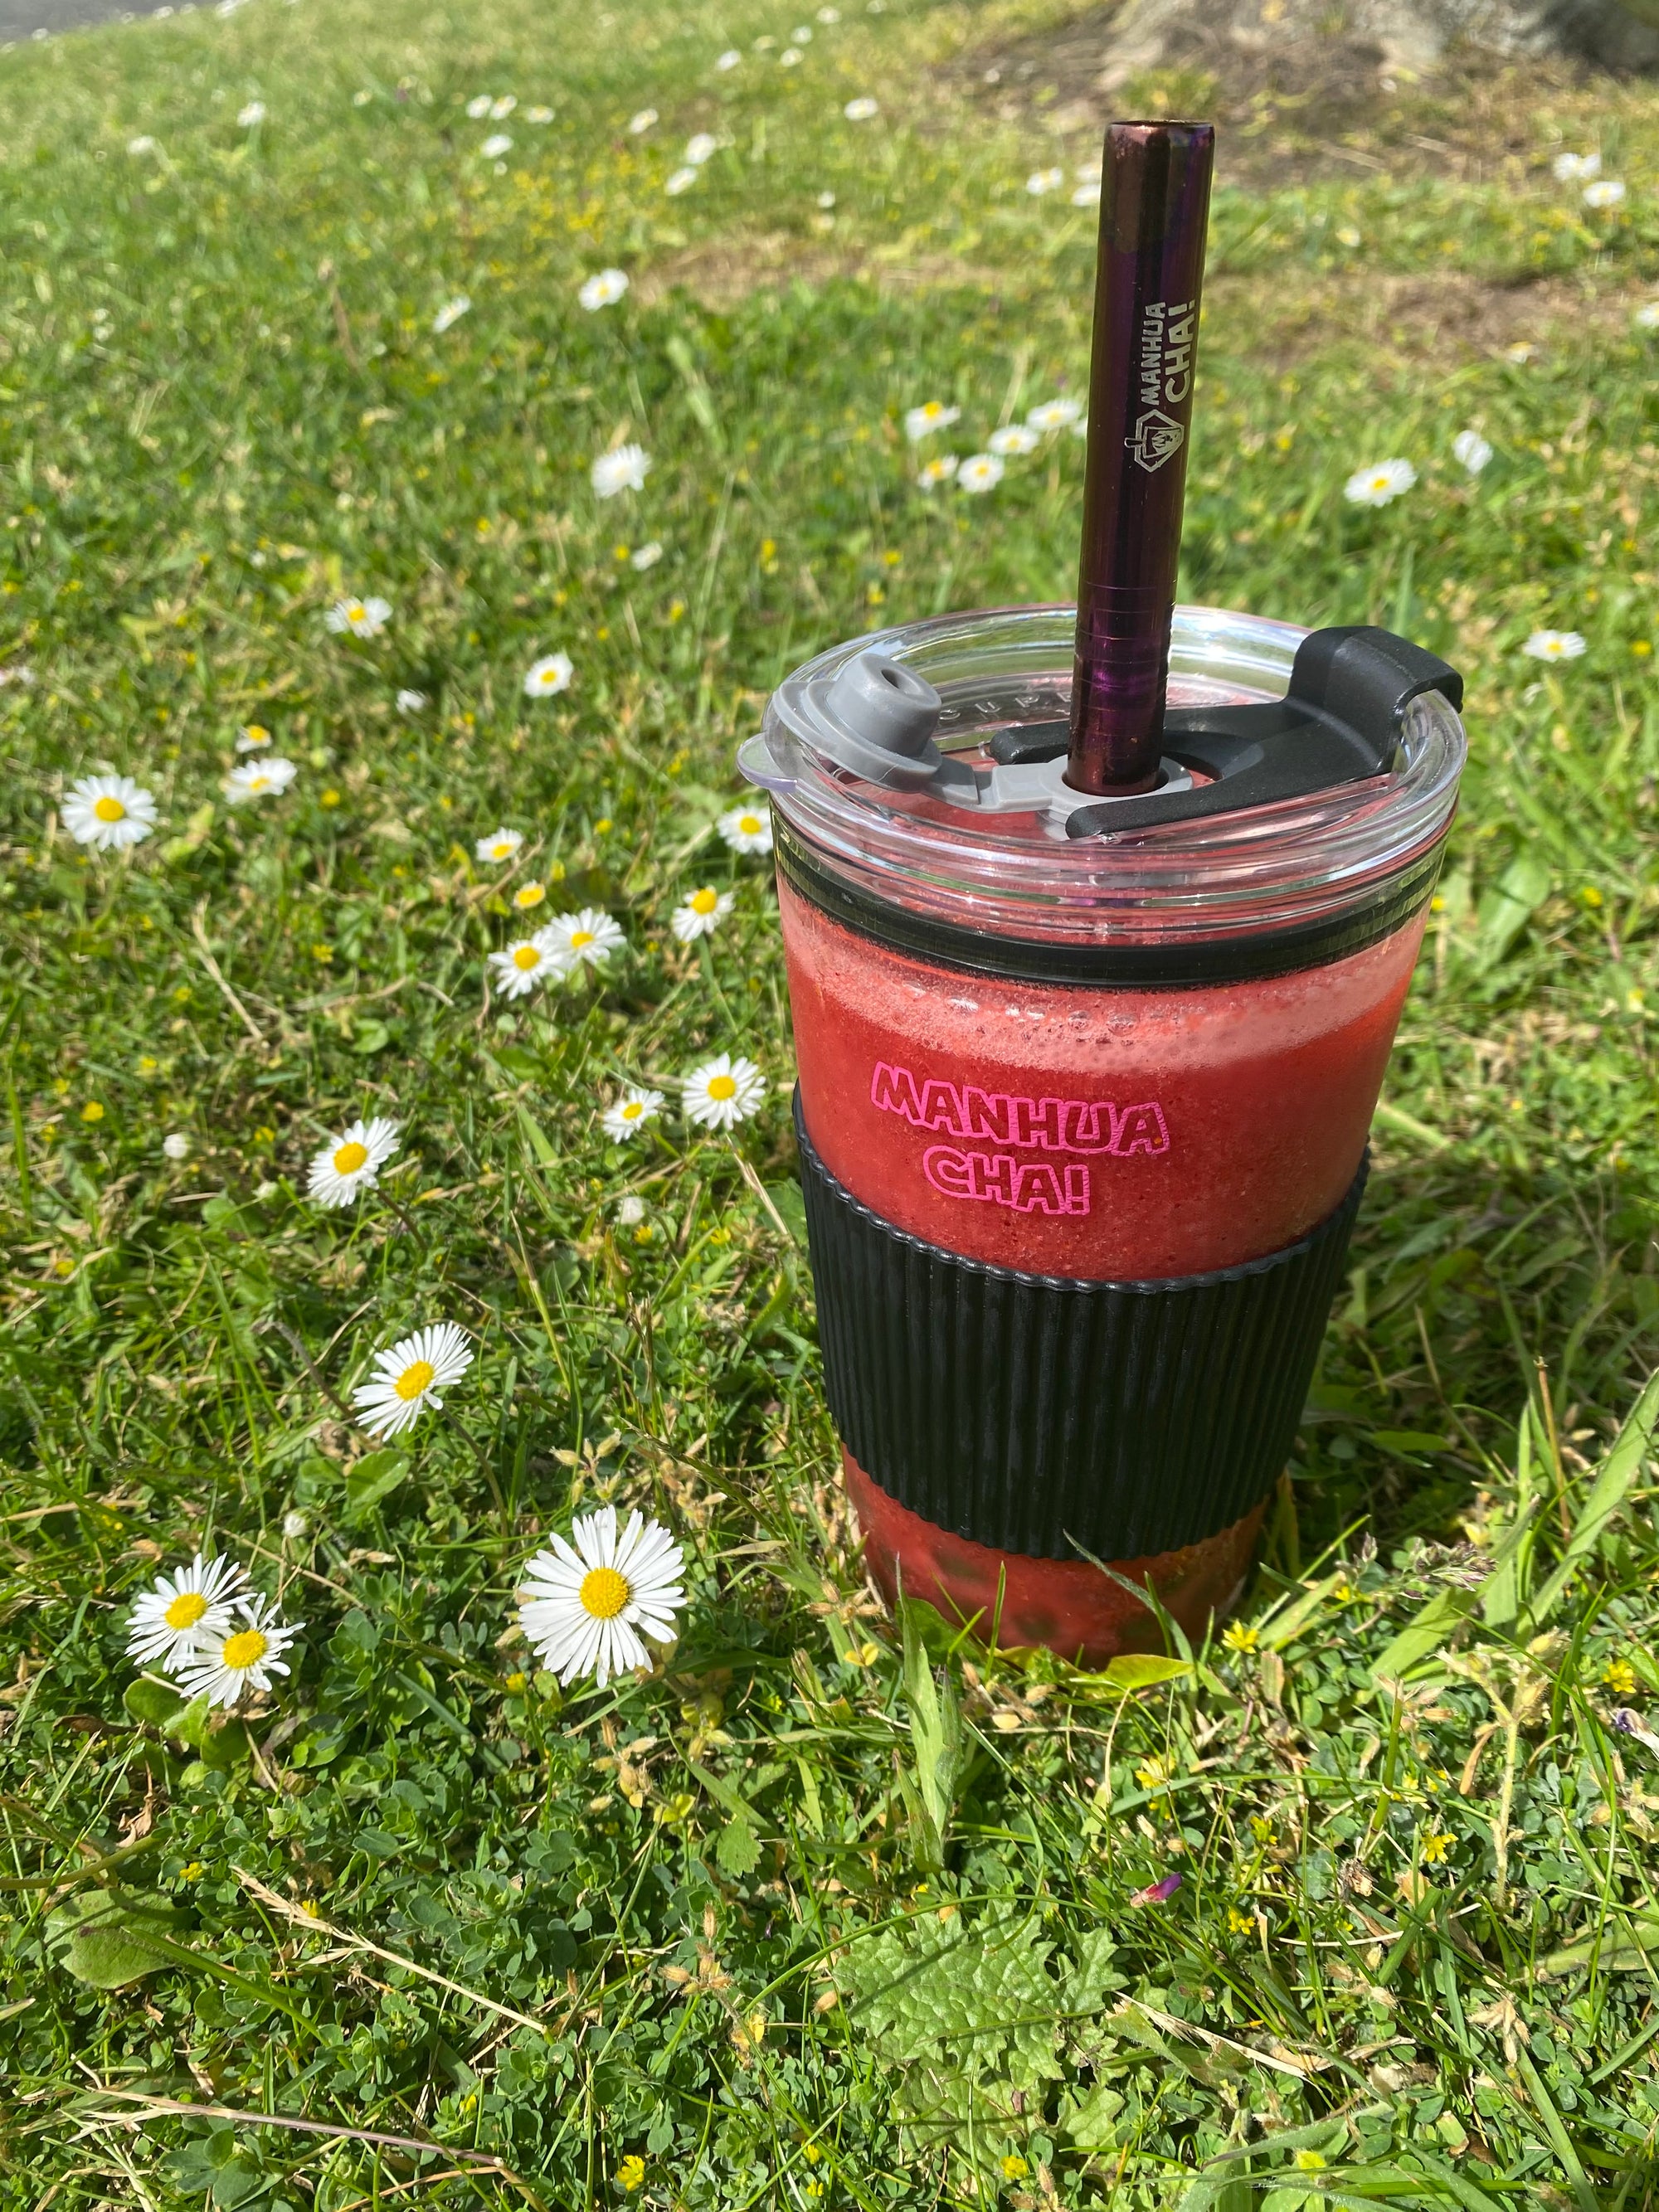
(1126, 408, 1185, 473)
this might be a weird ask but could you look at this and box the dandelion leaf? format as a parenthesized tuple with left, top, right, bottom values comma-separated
(714, 1813, 761, 1878)
(47, 1889, 195, 1990)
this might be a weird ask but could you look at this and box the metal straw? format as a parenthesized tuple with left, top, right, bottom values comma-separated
(1067, 120, 1214, 795)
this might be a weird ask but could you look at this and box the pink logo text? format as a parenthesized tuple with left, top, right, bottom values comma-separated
(870, 1061, 1169, 1159)
(923, 1147, 1092, 1215)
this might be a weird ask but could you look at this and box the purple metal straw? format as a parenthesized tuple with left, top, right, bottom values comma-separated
(1067, 121, 1214, 795)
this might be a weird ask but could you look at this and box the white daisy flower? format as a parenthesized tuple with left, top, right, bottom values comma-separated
(956, 453, 1005, 493)
(1522, 630, 1586, 662)
(178, 1592, 301, 1709)
(917, 454, 959, 489)
(431, 295, 471, 334)
(527, 106, 555, 124)
(397, 688, 427, 712)
(490, 95, 517, 118)
(282, 1510, 309, 1539)
(579, 267, 630, 310)
(817, 190, 836, 209)
(465, 95, 494, 118)
(844, 96, 878, 120)
(1584, 179, 1626, 210)
(524, 651, 574, 697)
(602, 1087, 665, 1141)
(481, 133, 513, 159)
(1636, 302, 1659, 330)
(351, 1320, 474, 1439)
(791, 25, 813, 39)
(325, 594, 392, 635)
(665, 166, 698, 196)
(715, 47, 742, 68)
(0, 662, 34, 686)
(236, 722, 274, 751)
(128, 134, 158, 154)
(1452, 430, 1492, 474)
(489, 931, 562, 999)
(670, 886, 734, 941)
(163, 1132, 190, 1161)
(1026, 168, 1063, 195)
(683, 1053, 766, 1130)
(904, 400, 959, 441)
(307, 1116, 401, 1208)
(630, 541, 664, 571)
(1552, 150, 1600, 181)
(817, 5, 840, 18)
(591, 445, 651, 498)
(1343, 458, 1417, 507)
(476, 826, 525, 863)
(628, 107, 658, 134)
(62, 773, 158, 852)
(237, 100, 266, 128)
(1071, 181, 1101, 207)
(685, 132, 718, 165)
(224, 756, 298, 804)
(546, 907, 626, 970)
(615, 1194, 647, 1225)
(988, 424, 1039, 456)
(717, 804, 773, 854)
(780, 46, 802, 64)
(518, 1505, 686, 1689)
(125, 1553, 247, 1674)
(1027, 396, 1082, 431)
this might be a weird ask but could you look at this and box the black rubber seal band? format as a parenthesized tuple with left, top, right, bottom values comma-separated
(776, 817, 1443, 990)
(796, 1095, 1366, 1561)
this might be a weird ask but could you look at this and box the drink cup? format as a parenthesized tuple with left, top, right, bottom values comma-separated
(738, 601, 1466, 1662)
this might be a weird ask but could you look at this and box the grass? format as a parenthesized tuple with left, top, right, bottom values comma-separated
(2, 0, 1659, 2202)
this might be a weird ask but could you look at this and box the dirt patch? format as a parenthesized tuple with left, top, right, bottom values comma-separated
(1208, 265, 1639, 367)
(633, 232, 1005, 311)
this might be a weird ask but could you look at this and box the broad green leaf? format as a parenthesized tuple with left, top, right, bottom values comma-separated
(1473, 850, 1551, 967)
(1057, 2075, 1123, 2148)
(46, 1889, 194, 1990)
(898, 1598, 966, 1872)
(714, 1814, 761, 1878)
(124, 1675, 187, 1728)
(763, 1177, 807, 1249)
(516, 1103, 559, 1168)
(345, 1447, 409, 1519)
(1526, 1367, 1659, 1626)
(1101, 1652, 1191, 1691)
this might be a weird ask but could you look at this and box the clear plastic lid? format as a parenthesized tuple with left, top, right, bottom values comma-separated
(739, 603, 1466, 964)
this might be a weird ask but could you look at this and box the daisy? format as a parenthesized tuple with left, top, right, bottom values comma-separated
(1552, 149, 1600, 181)
(615, 1194, 647, 1224)
(224, 756, 297, 804)
(527, 106, 554, 124)
(62, 773, 158, 852)
(685, 132, 718, 165)
(1636, 303, 1659, 330)
(1027, 397, 1082, 431)
(717, 804, 773, 854)
(236, 722, 274, 751)
(513, 882, 548, 912)
(163, 1132, 190, 1160)
(844, 96, 878, 120)
(988, 424, 1039, 456)
(602, 1087, 665, 1140)
(128, 134, 157, 154)
(476, 826, 524, 863)
(579, 268, 630, 310)
(431, 296, 471, 334)
(465, 94, 493, 117)
(592, 445, 650, 498)
(780, 46, 802, 64)
(665, 167, 698, 196)
(126, 1553, 247, 1674)
(1343, 458, 1416, 507)
(524, 651, 574, 698)
(630, 541, 664, 570)
(817, 5, 840, 17)
(178, 1592, 301, 1709)
(1026, 168, 1063, 195)
(1452, 430, 1492, 474)
(1071, 181, 1101, 207)
(716, 46, 742, 67)
(482, 132, 513, 158)
(904, 400, 959, 442)
(816, 190, 836, 209)
(1584, 179, 1626, 210)
(307, 1116, 401, 1208)
(629, 107, 658, 133)
(325, 595, 392, 635)
(684, 1053, 766, 1130)
(917, 455, 959, 489)
(546, 907, 625, 970)
(956, 453, 1005, 493)
(1522, 630, 1586, 662)
(490, 95, 517, 118)
(396, 688, 427, 712)
(518, 1506, 687, 1689)
(237, 100, 266, 127)
(489, 931, 562, 998)
(352, 1320, 474, 1438)
(671, 886, 733, 941)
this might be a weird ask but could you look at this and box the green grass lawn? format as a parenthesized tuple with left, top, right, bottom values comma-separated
(5, 0, 1659, 2202)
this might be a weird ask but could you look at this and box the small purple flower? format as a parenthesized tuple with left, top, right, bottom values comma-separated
(1130, 1872, 1183, 1906)
(1613, 1707, 1639, 1734)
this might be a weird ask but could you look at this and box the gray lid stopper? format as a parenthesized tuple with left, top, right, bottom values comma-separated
(816, 654, 946, 787)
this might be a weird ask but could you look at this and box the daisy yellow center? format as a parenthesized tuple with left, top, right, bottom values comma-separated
(94, 795, 127, 822)
(348, 602, 365, 621)
(222, 1628, 268, 1670)
(249, 775, 270, 791)
(516, 885, 545, 907)
(246, 727, 269, 745)
(571, 930, 595, 949)
(395, 1359, 435, 1401)
(580, 1565, 630, 1619)
(333, 1140, 368, 1174)
(621, 1101, 643, 1120)
(164, 1591, 208, 1630)
(513, 945, 542, 970)
(689, 889, 718, 915)
(707, 1074, 737, 1101)
(739, 815, 761, 834)
(922, 404, 942, 421)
